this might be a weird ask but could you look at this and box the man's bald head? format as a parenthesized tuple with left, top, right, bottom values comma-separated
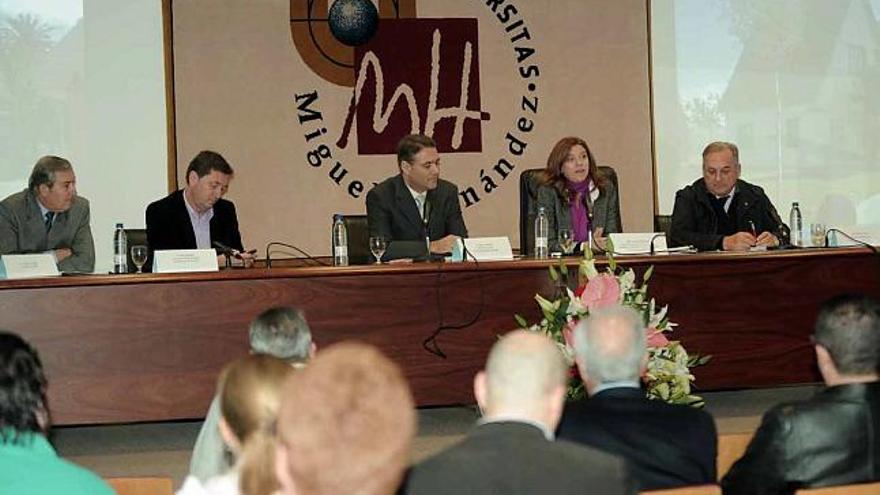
(478, 330, 568, 423)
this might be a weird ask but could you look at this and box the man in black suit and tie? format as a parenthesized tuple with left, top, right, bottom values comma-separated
(366, 134, 467, 255)
(558, 306, 718, 491)
(146, 150, 252, 268)
(405, 330, 635, 495)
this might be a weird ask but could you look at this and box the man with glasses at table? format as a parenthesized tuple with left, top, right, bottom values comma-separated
(366, 134, 468, 256)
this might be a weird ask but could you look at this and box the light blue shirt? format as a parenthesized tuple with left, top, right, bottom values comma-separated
(183, 190, 214, 249)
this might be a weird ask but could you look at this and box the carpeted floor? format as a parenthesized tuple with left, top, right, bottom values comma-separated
(50, 385, 820, 489)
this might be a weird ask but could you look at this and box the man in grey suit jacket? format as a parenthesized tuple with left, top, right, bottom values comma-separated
(366, 134, 467, 255)
(405, 330, 635, 495)
(0, 156, 95, 273)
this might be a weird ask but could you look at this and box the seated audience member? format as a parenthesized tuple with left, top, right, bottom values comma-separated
(146, 150, 253, 268)
(669, 141, 785, 251)
(0, 156, 95, 272)
(535, 137, 621, 253)
(557, 306, 717, 490)
(406, 330, 635, 495)
(366, 134, 468, 255)
(178, 354, 293, 495)
(189, 307, 315, 482)
(722, 294, 880, 495)
(0, 332, 113, 494)
(274, 342, 415, 495)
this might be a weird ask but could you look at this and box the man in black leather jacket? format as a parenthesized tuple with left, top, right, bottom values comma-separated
(722, 294, 880, 495)
(669, 142, 785, 251)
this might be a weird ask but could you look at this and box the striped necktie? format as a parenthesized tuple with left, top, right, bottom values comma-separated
(44, 211, 55, 232)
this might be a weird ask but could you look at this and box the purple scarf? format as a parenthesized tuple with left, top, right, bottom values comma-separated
(567, 179, 592, 242)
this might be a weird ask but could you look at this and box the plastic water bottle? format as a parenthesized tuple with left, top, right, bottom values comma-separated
(535, 206, 549, 259)
(332, 215, 349, 267)
(789, 202, 803, 247)
(113, 223, 128, 273)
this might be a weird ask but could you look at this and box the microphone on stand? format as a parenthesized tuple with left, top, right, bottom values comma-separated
(212, 241, 234, 256)
(824, 228, 878, 254)
(265, 241, 329, 268)
(649, 233, 666, 256)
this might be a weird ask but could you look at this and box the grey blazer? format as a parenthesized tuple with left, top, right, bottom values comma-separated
(535, 179, 621, 252)
(0, 189, 95, 273)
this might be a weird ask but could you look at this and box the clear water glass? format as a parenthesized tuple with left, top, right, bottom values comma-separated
(131, 245, 148, 273)
(558, 228, 575, 254)
(810, 223, 826, 247)
(369, 236, 387, 264)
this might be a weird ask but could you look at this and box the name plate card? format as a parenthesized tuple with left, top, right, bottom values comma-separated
(608, 233, 668, 255)
(0, 254, 60, 279)
(451, 237, 514, 262)
(153, 249, 219, 273)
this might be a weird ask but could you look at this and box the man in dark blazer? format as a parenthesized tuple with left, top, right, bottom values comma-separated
(722, 294, 880, 495)
(366, 134, 467, 255)
(405, 330, 635, 495)
(558, 306, 717, 491)
(669, 141, 785, 251)
(146, 150, 251, 269)
(0, 156, 94, 273)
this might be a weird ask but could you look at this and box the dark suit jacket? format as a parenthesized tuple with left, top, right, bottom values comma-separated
(557, 387, 717, 491)
(405, 421, 635, 495)
(0, 189, 95, 273)
(366, 175, 467, 242)
(722, 382, 880, 495)
(145, 190, 243, 269)
(669, 178, 785, 251)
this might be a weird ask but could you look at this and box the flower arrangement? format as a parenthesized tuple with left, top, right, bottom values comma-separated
(515, 248, 709, 407)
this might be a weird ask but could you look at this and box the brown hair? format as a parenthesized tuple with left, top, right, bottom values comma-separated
(218, 354, 293, 495)
(396, 134, 436, 168)
(186, 150, 234, 179)
(276, 342, 415, 495)
(541, 136, 606, 205)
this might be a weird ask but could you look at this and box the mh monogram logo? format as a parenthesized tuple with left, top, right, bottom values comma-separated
(290, 0, 489, 154)
(290, 0, 542, 207)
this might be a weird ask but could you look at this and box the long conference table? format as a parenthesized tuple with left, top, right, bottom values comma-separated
(0, 247, 877, 425)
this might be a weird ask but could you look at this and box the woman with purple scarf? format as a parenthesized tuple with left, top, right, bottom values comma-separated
(534, 137, 621, 253)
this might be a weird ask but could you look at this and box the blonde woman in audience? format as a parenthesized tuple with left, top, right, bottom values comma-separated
(178, 354, 293, 495)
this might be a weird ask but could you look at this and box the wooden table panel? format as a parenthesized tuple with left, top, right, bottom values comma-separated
(1, 248, 877, 425)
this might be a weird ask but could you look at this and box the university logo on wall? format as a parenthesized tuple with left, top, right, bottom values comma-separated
(290, 0, 541, 207)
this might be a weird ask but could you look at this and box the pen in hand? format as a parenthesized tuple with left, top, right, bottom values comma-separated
(749, 221, 758, 245)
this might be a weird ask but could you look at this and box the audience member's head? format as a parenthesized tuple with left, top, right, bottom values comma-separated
(0, 332, 49, 444)
(274, 342, 415, 495)
(573, 305, 647, 395)
(813, 294, 880, 385)
(474, 330, 568, 429)
(249, 306, 315, 364)
(217, 354, 293, 495)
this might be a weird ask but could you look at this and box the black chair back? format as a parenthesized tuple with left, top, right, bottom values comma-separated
(124, 228, 148, 273)
(518, 166, 621, 255)
(654, 215, 672, 237)
(335, 215, 371, 265)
